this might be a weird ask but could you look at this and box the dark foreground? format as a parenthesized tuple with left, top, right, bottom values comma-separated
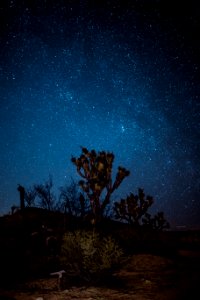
(0, 210, 200, 300)
(0, 250, 199, 300)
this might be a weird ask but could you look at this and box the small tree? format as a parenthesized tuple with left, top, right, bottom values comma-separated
(71, 147, 130, 222)
(24, 188, 36, 207)
(142, 212, 170, 231)
(58, 178, 89, 217)
(114, 188, 153, 226)
(34, 175, 56, 210)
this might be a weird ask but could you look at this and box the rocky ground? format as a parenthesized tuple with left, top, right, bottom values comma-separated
(1, 251, 199, 300)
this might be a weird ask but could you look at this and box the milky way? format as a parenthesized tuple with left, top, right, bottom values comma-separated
(0, 0, 199, 227)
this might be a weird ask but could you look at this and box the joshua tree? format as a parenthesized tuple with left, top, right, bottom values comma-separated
(17, 184, 25, 210)
(71, 147, 130, 222)
(142, 212, 170, 231)
(114, 188, 153, 226)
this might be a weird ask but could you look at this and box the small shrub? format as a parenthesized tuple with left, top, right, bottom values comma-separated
(60, 230, 123, 281)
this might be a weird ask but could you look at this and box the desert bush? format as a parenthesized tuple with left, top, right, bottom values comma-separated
(60, 230, 123, 281)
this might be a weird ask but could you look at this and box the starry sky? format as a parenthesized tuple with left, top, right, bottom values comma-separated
(0, 0, 199, 228)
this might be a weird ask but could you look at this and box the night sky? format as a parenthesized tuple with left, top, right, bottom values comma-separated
(0, 0, 199, 228)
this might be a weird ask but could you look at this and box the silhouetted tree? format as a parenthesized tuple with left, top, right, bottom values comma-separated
(142, 212, 170, 231)
(24, 188, 36, 207)
(114, 188, 153, 226)
(71, 147, 130, 222)
(34, 175, 55, 210)
(58, 178, 89, 217)
(17, 184, 25, 210)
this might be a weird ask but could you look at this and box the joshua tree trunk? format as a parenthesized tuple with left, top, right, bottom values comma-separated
(17, 184, 25, 210)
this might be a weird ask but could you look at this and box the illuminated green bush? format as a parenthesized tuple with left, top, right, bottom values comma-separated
(60, 230, 123, 280)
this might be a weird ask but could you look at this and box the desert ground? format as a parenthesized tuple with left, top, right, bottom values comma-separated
(0, 250, 199, 300)
(0, 210, 199, 300)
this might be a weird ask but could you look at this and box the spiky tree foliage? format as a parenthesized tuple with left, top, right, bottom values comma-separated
(142, 212, 170, 231)
(114, 188, 153, 226)
(71, 147, 130, 221)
